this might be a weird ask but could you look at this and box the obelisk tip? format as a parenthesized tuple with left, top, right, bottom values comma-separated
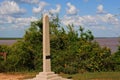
(43, 14, 48, 18)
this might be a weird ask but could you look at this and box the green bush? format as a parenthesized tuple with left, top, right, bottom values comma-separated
(0, 15, 118, 74)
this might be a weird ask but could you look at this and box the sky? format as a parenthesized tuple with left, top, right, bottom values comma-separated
(0, 0, 120, 38)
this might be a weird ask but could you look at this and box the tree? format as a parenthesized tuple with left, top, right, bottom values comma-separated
(111, 42, 120, 71)
(0, 45, 11, 72)
(79, 26, 94, 42)
(0, 14, 114, 73)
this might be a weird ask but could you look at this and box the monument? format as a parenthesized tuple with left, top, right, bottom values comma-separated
(30, 15, 71, 80)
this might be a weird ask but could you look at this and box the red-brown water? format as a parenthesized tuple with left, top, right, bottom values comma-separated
(0, 38, 119, 53)
(95, 38, 119, 53)
(0, 40, 17, 45)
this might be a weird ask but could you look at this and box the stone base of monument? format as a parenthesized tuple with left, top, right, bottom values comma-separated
(26, 72, 72, 80)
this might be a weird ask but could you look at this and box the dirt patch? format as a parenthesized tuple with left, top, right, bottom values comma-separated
(0, 73, 25, 80)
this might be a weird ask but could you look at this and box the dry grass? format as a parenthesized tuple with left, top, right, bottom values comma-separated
(0, 72, 120, 80)
(0, 72, 36, 80)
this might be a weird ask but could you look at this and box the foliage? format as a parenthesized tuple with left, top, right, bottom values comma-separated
(8, 19, 43, 72)
(0, 45, 11, 72)
(0, 15, 119, 74)
(111, 43, 120, 71)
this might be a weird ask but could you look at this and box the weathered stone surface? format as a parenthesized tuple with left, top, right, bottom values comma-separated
(27, 72, 71, 80)
(27, 14, 72, 80)
(43, 14, 51, 72)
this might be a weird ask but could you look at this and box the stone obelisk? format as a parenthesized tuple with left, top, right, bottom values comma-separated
(43, 14, 51, 72)
(29, 14, 71, 80)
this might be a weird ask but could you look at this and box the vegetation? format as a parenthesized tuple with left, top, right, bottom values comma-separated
(1, 72, 120, 80)
(60, 72, 120, 80)
(111, 43, 120, 71)
(0, 15, 120, 74)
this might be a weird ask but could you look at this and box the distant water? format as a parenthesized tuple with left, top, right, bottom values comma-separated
(94, 38, 119, 53)
(0, 40, 17, 45)
(0, 38, 119, 53)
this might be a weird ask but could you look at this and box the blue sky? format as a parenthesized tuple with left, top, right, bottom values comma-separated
(0, 0, 120, 38)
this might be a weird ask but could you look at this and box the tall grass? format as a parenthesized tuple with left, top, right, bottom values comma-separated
(60, 72, 120, 80)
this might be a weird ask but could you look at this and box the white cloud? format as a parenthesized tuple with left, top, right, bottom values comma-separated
(5, 0, 39, 4)
(61, 14, 120, 29)
(61, 15, 84, 26)
(13, 17, 38, 29)
(82, 15, 98, 26)
(0, 0, 38, 30)
(32, 1, 48, 14)
(0, 14, 38, 29)
(0, 15, 14, 24)
(97, 4, 106, 14)
(20, 0, 39, 4)
(49, 4, 61, 14)
(96, 13, 119, 25)
(66, 2, 78, 15)
(0, 1, 26, 15)
(61, 15, 97, 26)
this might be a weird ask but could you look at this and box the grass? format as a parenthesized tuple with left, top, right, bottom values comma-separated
(1, 72, 120, 80)
(59, 72, 120, 80)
